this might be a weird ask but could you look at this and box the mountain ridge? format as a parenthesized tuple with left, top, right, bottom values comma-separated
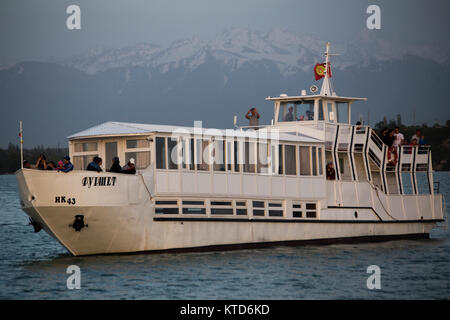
(0, 28, 449, 148)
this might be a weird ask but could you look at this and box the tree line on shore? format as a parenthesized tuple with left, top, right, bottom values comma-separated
(0, 144, 68, 174)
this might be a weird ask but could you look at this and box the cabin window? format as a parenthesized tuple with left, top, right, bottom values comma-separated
(210, 200, 233, 215)
(178, 137, 187, 169)
(401, 172, 414, 195)
(292, 202, 303, 218)
(156, 200, 177, 205)
(369, 157, 383, 190)
(155, 199, 179, 215)
(235, 200, 247, 215)
(279, 101, 315, 122)
(252, 200, 265, 216)
(156, 137, 166, 169)
(318, 100, 325, 121)
(126, 139, 150, 149)
(318, 147, 323, 175)
(299, 146, 311, 175)
(386, 172, 399, 195)
(72, 141, 99, 170)
(182, 199, 206, 214)
(156, 208, 179, 214)
(73, 154, 98, 170)
(292, 201, 318, 218)
(196, 139, 210, 171)
(189, 138, 195, 170)
(278, 145, 284, 174)
(354, 153, 367, 180)
(312, 147, 318, 176)
(125, 151, 151, 170)
(268, 202, 283, 217)
(244, 140, 256, 173)
(269, 144, 277, 175)
(337, 152, 352, 181)
(74, 142, 97, 152)
(328, 103, 336, 122)
(183, 200, 204, 205)
(336, 102, 349, 123)
(234, 140, 241, 172)
(416, 172, 431, 194)
(257, 143, 269, 173)
(226, 140, 233, 171)
(168, 138, 178, 169)
(305, 203, 317, 218)
(104, 142, 118, 170)
(253, 209, 265, 216)
(284, 145, 297, 175)
(213, 139, 225, 171)
(183, 208, 206, 214)
(123, 137, 151, 170)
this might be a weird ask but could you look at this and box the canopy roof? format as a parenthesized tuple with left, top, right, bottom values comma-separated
(68, 121, 323, 143)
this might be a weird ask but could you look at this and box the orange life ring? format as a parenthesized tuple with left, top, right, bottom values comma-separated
(387, 146, 398, 166)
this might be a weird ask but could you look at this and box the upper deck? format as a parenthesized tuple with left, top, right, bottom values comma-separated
(66, 42, 435, 200)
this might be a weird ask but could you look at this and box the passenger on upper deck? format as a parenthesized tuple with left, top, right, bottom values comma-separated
(305, 108, 314, 120)
(46, 161, 56, 170)
(393, 127, 405, 147)
(35, 154, 47, 170)
(87, 156, 103, 172)
(245, 107, 260, 127)
(326, 162, 336, 180)
(23, 160, 33, 169)
(109, 156, 122, 173)
(411, 129, 425, 145)
(355, 121, 365, 133)
(58, 156, 73, 173)
(122, 158, 136, 175)
(284, 106, 295, 121)
(380, 128, 393, 147)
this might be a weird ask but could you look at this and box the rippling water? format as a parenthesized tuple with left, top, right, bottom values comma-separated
(0, 173, 448, 299)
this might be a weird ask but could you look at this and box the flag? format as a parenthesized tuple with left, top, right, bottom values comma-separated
(314, 63, 332, 80)
(314, 63, 326, 80)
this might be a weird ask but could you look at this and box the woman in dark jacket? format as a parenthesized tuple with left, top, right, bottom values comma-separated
(109, 157, 122, 173)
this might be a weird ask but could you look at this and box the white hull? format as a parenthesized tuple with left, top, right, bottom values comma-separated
(15, 169, 443, 256)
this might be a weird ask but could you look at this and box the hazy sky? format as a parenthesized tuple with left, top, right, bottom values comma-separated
(1, 0, 450, 64)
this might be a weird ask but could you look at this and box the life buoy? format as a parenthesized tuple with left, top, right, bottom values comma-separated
(387, 146, 398, 166)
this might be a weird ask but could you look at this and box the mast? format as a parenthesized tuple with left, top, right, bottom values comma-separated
(320, 42, 337, 96)
(19, 121, 23, 169)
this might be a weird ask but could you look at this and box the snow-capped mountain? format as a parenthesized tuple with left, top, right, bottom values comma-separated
(57, 28, 444, 76)
(1, 28, 450, 147)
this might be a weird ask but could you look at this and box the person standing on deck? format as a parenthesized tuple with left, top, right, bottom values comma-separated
(245, 107, 260, 127)
(393, 127, 405, 147)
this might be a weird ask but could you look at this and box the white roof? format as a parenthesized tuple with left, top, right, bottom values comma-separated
(68, 121, 322, 143)
(265, 94, 367, 103)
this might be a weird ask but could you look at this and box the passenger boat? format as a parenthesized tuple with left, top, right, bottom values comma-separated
(15, 43, 446, 256)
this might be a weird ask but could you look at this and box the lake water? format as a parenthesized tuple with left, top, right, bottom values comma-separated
(0, 173, 448, 300)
